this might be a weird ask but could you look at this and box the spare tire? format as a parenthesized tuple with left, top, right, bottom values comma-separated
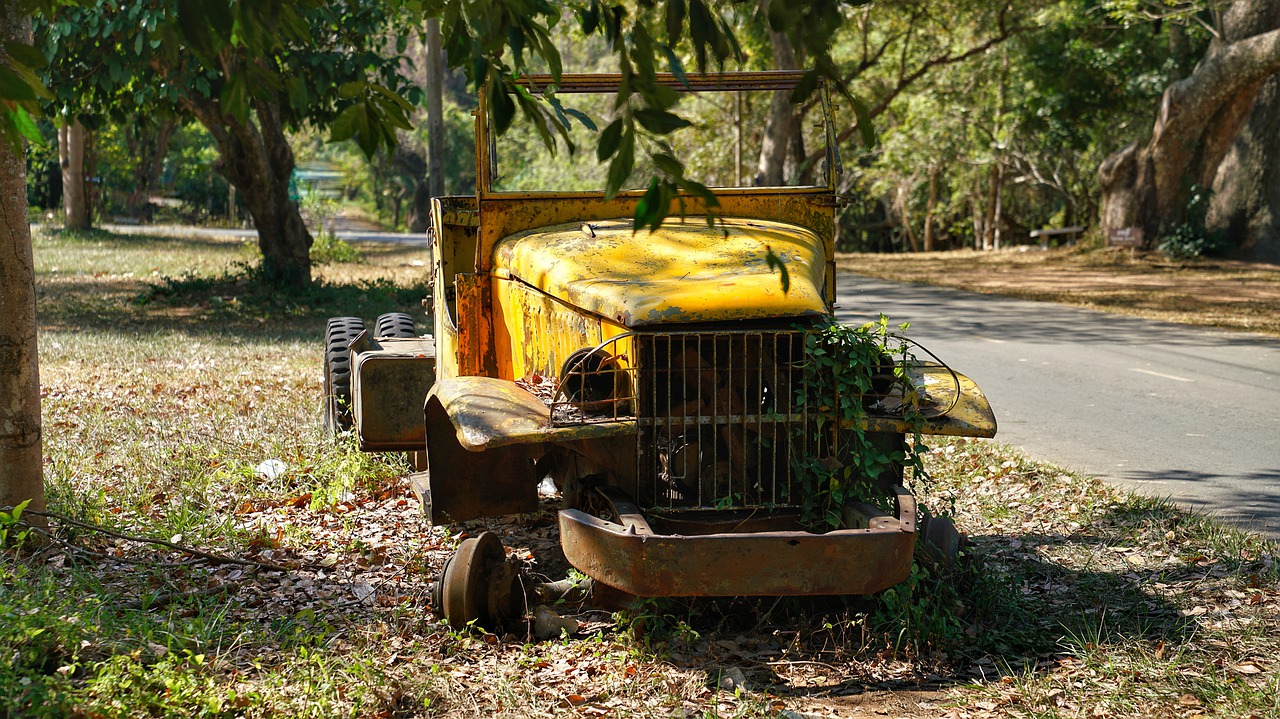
(375, 312, 416, 339)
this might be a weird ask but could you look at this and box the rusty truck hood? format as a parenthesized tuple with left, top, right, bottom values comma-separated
(492, 217, 827, 327)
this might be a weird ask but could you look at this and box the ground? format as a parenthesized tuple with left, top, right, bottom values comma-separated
(835, 247, 1280, 337)
(2, 229, 1277, 718)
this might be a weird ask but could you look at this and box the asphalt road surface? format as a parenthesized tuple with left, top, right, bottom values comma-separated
(835, 272, 1280, 540)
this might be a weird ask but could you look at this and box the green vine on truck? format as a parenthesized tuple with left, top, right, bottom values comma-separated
(790, 316, 930, 529)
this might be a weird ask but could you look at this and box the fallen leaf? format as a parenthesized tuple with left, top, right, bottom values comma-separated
(1233, 664, 1262, 675)
(1177, 694, 1201, 707)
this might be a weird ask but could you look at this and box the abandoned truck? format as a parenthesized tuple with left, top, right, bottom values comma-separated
(322, 72, 997, 629)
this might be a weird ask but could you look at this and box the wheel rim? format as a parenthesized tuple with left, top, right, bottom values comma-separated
(440, 532, 505, 629)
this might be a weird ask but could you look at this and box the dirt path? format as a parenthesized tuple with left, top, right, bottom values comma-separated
(836, 247, 1280, 336)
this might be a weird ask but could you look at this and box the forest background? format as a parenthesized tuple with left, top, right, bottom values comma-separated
(23, 0, 1253, 264)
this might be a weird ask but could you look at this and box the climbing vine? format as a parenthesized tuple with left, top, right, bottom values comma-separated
(789, 316, 929, 529)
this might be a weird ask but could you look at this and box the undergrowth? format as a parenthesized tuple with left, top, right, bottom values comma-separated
(6, 227, 1276, 718)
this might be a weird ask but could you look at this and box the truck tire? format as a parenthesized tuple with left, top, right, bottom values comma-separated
(324, 317, 365, 434)
(375, 312, 416, 339)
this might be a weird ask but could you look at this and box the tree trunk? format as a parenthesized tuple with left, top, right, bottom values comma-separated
(1099, 2, 1280, 252)
(125, 120, 176, 219)
(0, 10, 46, 524)
(983, 164, 998, 249)
(756, 5, 801, 186)
(923, 165, 939, 252)
(897, 184, 919, 252)
(186, 95, 312, 287)
(59, 120, 88, 230)
(1206, 76, 1280, 263)
(395, 145, 431, 234)
(426, 17, 446, 201)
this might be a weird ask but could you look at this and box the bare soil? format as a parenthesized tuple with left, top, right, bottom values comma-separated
(835, 247, 1280, 337)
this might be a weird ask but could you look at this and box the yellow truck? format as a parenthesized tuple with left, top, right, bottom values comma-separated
(323, 72, 996, 629)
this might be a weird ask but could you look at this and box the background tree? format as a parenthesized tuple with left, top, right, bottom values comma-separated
(1099, 0, 1280, 261)
(38, 0, 417, 286)
(0, 5, 46, 524)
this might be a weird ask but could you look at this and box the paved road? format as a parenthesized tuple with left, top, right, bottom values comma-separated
(835, 273, 1280, 539)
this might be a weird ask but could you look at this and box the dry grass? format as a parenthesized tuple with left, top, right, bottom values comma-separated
(1, 228, 1276, 718)
(836, 246, 1280, 337)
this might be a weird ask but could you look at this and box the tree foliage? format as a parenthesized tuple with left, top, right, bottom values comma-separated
(35, 0, 419, 285)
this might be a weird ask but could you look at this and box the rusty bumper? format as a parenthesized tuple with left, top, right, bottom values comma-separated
(559, 488, 917, 597)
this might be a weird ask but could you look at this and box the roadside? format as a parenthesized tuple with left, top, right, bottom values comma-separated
(836, 246, 1280, 337)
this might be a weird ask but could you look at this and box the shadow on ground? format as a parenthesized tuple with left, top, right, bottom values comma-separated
(36, 263, 431, 342)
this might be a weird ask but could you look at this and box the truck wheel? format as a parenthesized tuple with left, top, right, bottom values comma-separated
(436, 532, 517, 630)
(375, 312, 416, 338)
(918, 513, 963, 569)
(323, 317, 365, 433)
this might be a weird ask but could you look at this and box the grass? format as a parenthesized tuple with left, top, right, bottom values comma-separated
(836, 245, 1280, 337)
(2, 226, 1276, 717)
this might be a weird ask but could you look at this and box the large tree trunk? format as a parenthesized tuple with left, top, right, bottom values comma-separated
(0, 11, 46, 524)
(58, 120, 89, 230)
(1206, 76, 1280, 263)
(756, 5, 801, 186)
(426, 17, 446, 201)
(1099, 2, 1280, 254)
(186, 95, 312, 287)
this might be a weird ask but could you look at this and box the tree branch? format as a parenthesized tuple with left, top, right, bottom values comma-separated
(807, 9, 1023, 167)
(18, 508, 295, 572)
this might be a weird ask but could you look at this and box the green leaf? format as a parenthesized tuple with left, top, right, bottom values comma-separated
(12, 106, 41, 145)
(789, 69, 821, 104)
(177, 0, 215, 61)
(370, 83, 414, 114)
(205, 0, 232, 44)
(597, 118, 622, 162)
(665, 0, 686, 44)
(604, 127, 635, 199)
(0, 66, 36, 101)
(580, 0, 600, 34)
(634, 176, 662, 232)
(221, 72, 249, 122)
(662, 47, 690, 89)
(687, 0, 713, 72)
(488, 81, 516, 135)
(634, 108, 691, 134)
(564, 108, 597, 132)
(330, 102, 360, 143)
(356, 102, 376, 157)
(678, 178, 718, 208)
(850, 93, 877, 149)
(338, 81, 364, 100)
(4, 41, 48, 70)
(653, 152, 683, 179)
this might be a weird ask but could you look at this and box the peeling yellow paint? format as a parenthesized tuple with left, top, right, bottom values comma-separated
(493, 217, 827, 327)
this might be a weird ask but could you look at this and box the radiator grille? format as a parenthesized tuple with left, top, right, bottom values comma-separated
(544, 328, 942, 511)
(631, 330, 818, 509)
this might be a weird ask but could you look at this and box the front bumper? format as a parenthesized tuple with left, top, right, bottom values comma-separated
(559, 486, 918, 597)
